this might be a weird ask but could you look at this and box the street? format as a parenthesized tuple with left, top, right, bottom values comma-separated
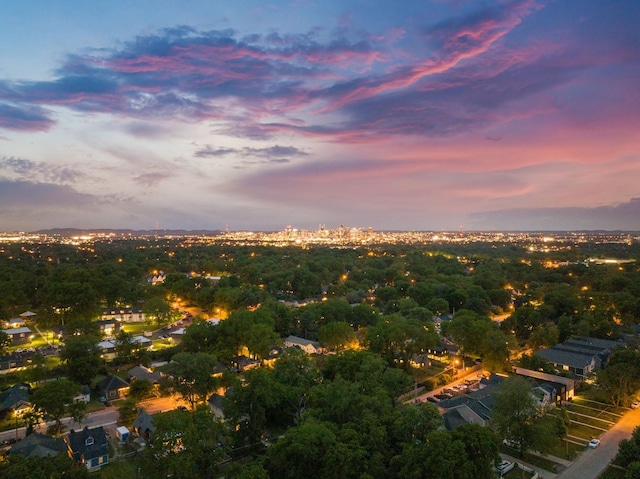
(0, 394, 186, 445)
(556, 406, 640, 479)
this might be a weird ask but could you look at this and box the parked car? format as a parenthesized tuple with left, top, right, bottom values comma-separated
(630, 401, 640, 409)
(588, 439, 600, 448)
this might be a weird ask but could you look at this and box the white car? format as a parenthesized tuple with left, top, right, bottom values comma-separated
(630, 401, 640, 409)
(588, 439, 600, 448)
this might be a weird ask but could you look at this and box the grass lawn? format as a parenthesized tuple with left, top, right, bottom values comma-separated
(566, 411, 614, 429)
(567, 419, 606, 440)
(543, 437, 584, 460)
(567, 404, 621, 424)
(121, 323, 154, 336)
(100, 457, 141, 479)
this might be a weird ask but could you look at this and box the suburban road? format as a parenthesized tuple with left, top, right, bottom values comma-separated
(556, 406, 640, 479)
(0, 394, 186, 445)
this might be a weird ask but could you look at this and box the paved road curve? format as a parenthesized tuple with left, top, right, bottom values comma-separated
(557, 406, 640, 479)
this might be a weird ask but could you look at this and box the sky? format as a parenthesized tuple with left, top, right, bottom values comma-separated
(1, 0, 639, 232)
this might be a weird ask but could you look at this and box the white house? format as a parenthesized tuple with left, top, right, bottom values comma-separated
(284, 335, 322, 354)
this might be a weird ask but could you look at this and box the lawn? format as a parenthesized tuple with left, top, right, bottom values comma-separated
(120, 323, 155, 336)
(543, 437, 585, 460)
(99, 457, 141, 479)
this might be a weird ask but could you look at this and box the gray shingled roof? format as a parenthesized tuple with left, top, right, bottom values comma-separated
(11, 433, 66, 458)
(534, 348, 594, 369)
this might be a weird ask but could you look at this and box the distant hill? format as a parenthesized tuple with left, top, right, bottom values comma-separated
(35, 228, 223, 237)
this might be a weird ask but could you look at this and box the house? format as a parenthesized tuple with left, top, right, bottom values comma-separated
(169, 328, 186, 343)
(128, 365, 162, 384)
(513, 367, 575, 400)
(532, 383, 557, 408)
(534, 348, 596, 377)
(533, 335, 623, 378)
(438, 374, 504, 430)
(19, 311, 37, 320)
(131, 335, 153, 351)
(98, 339, 117, 361)
(2, 317, 26, 329)
(148, 271, 166, 285)
(10, 433, 66, 458)
(97, 375, 130, 400)
(284, 335, 322, 354)
(208, 393, 225, 420)
(263, 346, 284, 367)
(73, 385, 91, 403)
(442, 399, 493, 429)
(66, 426, 109, 470)
(1, 327, 33, 345)
(410, 354, 431, 369)
(231, 355, 261, 372)
(96, 319, 120, 337)
(0, 383, 31, 419)
(133, 409, 156, 441)
(101, 307, 145, 323)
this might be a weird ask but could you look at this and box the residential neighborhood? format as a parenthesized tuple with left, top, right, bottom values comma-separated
(1, 233, 640, 479)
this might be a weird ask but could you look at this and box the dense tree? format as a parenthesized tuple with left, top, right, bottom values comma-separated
(59, 335, 102, 386)
(614, 426, 640, 475)
(141, 406, 226, 479)
(597, 348, 640, 406)
(492, 376, 538, 457)
(318, 321, 356, 351)
(144, 295, 178, 327)
(0, 453, 92, 479)
(163, 352, 219, 409)
(392, 426, 500, 479)
(32, 379, 84, 435)
(0, 331, 11, 356)
(366, 314, 438, 370)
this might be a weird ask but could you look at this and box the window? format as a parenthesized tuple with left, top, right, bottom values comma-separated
(85, 436, 94, 446)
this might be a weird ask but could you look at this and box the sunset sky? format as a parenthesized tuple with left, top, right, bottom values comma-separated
(1, 0, 639, 232)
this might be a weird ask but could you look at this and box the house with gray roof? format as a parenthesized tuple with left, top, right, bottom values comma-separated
(534, 335, 624, 377)
(0, 383, 30, 418)
(11, 433, 66, 458)
(66, 426, 109, 470)
(534, 348, 596, 377)
(1, 327, 33, 345)
(284, 335, 322, 354)
(133, 409, 156, 441)
(97, 375, 130, 400)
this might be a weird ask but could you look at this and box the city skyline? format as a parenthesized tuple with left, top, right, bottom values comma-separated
(1, 0, 639, 232)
